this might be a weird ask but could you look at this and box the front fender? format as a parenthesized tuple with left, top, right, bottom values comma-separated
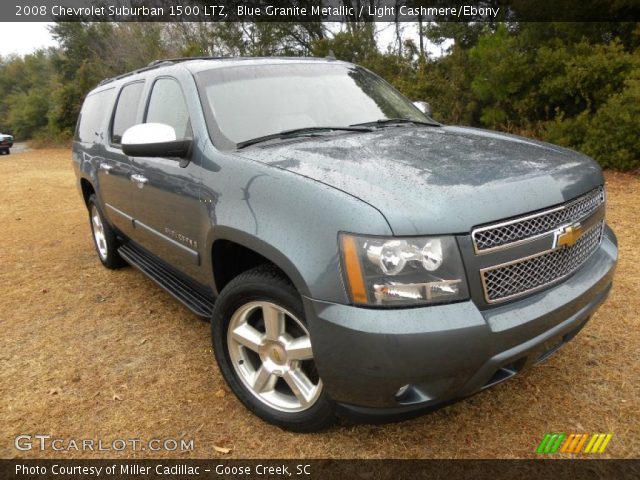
(208, 225, 311, 298)
(200, 148, 393, 303)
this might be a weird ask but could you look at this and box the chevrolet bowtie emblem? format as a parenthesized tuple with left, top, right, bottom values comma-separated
(272, 349, 281, 362)
(553, 222, 584, 249)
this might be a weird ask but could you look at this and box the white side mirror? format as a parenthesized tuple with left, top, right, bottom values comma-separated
(122, 123, 177, 145)
(121, 123, 191, 159)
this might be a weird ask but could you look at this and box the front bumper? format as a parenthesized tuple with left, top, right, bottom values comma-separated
(304, 226, 617, 419)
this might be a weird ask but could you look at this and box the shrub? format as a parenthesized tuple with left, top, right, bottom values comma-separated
(582, 69, 640, 170)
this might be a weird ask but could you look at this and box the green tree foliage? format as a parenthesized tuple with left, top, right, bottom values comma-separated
(47, 22, 173, 136)
(463, 23, 639, 169)
(312, 24, 378, 63)
(581, 66, 640, 170)
(469, 24, 528, 128)
(0, 51, 55, 139)
(0, 20, 637, 170)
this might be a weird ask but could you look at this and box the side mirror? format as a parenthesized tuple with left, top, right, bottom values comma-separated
(413, 101, 432, 118)
(122, 123, 191, 158)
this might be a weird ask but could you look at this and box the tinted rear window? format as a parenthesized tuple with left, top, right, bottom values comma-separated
(111, 82, 145, 144)
(75, 88, 114, 143)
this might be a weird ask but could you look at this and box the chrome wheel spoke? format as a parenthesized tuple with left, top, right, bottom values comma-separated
(262, 304, 285, 340)
(231, 323, 264, 353)
(91, 207, 108, 259)
(283, 368, 316, 407)
(252, 366, 276, 393)
(286, 336, 313, 361)
(227, 301, 322, 413)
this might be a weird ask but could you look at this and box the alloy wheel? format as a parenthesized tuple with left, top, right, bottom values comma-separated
(226, 301, 322, 412)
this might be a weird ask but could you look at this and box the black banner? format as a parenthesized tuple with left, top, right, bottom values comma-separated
(3, 0, 640, 22)
(2, 459, 640, 480)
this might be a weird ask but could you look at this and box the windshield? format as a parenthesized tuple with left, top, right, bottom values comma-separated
(196, 62, 432, 149)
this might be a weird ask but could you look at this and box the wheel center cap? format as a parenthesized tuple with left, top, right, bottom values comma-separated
(268, 343, 287, 365)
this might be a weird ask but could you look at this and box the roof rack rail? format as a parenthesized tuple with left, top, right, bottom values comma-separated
(98, 57, 237, 87)
(97, 56, 328, 87)
(147, 56, 231, 66)
(145, 55, 321, 66)
(97, 60, 175, 87)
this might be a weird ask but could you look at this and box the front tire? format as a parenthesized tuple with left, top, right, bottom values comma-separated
(211, 265, 335, 432)
(87, 194, 126, 269)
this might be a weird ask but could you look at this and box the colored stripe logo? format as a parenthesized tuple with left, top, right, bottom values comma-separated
(536, 433, 612, 454)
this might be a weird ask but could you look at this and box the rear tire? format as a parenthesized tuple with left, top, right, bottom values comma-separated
(87, 194, 126, 269)
(211, 265, 336, 432)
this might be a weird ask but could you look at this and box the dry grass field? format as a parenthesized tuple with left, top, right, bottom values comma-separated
(1, 148, 638, 459)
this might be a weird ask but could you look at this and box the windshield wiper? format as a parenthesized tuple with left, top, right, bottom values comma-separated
(236, 126, 373, 149)
(351, 118, 440, 128)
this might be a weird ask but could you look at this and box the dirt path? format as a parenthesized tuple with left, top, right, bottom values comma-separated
(1, 149, 638, 458)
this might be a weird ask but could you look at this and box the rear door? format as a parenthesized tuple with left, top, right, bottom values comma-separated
(127, 76, 206, 282)
(101, 81, 146, 237)
(74, 87, 114, 198)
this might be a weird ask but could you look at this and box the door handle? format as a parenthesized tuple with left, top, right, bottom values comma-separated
(99, 163, 113, 174)
(130, 174, 149, 187)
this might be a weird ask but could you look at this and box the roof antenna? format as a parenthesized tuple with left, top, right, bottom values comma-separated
(326, 49, 336, 60)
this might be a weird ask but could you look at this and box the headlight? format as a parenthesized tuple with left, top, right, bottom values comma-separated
(339, 233, 469, 306)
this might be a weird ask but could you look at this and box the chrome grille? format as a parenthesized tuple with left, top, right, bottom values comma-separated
(481, 221, 604, 303)
(472, 187, 605, 252)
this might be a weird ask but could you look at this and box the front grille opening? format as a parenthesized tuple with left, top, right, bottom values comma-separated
(481, 221, 604, 303)
(482, 358, 526, 389)
(472, 187, 604, 252)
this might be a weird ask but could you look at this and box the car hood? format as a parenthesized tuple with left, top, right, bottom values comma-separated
(234, 126, 603, 235)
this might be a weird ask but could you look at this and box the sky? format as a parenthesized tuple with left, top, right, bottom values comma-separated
(0, 22, 450, 58)
(0, 23, 57, 56)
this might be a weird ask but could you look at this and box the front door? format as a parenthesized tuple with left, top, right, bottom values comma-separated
(128, 76, 206, 283)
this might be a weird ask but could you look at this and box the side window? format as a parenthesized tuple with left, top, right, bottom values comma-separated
(75, 88, 114, 143)
(111, 82, 145, 144)
(146, 78, 192, 139)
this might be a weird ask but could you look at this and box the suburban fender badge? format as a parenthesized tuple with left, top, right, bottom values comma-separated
(553, 222, 584, 249)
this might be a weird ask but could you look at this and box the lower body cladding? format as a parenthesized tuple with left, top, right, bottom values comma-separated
(304, 228, 617, 420)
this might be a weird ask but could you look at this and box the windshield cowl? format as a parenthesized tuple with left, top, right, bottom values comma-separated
(351, 118, 440, 128)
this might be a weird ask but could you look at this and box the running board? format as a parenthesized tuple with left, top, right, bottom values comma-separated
(118, 243, 214, 318)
